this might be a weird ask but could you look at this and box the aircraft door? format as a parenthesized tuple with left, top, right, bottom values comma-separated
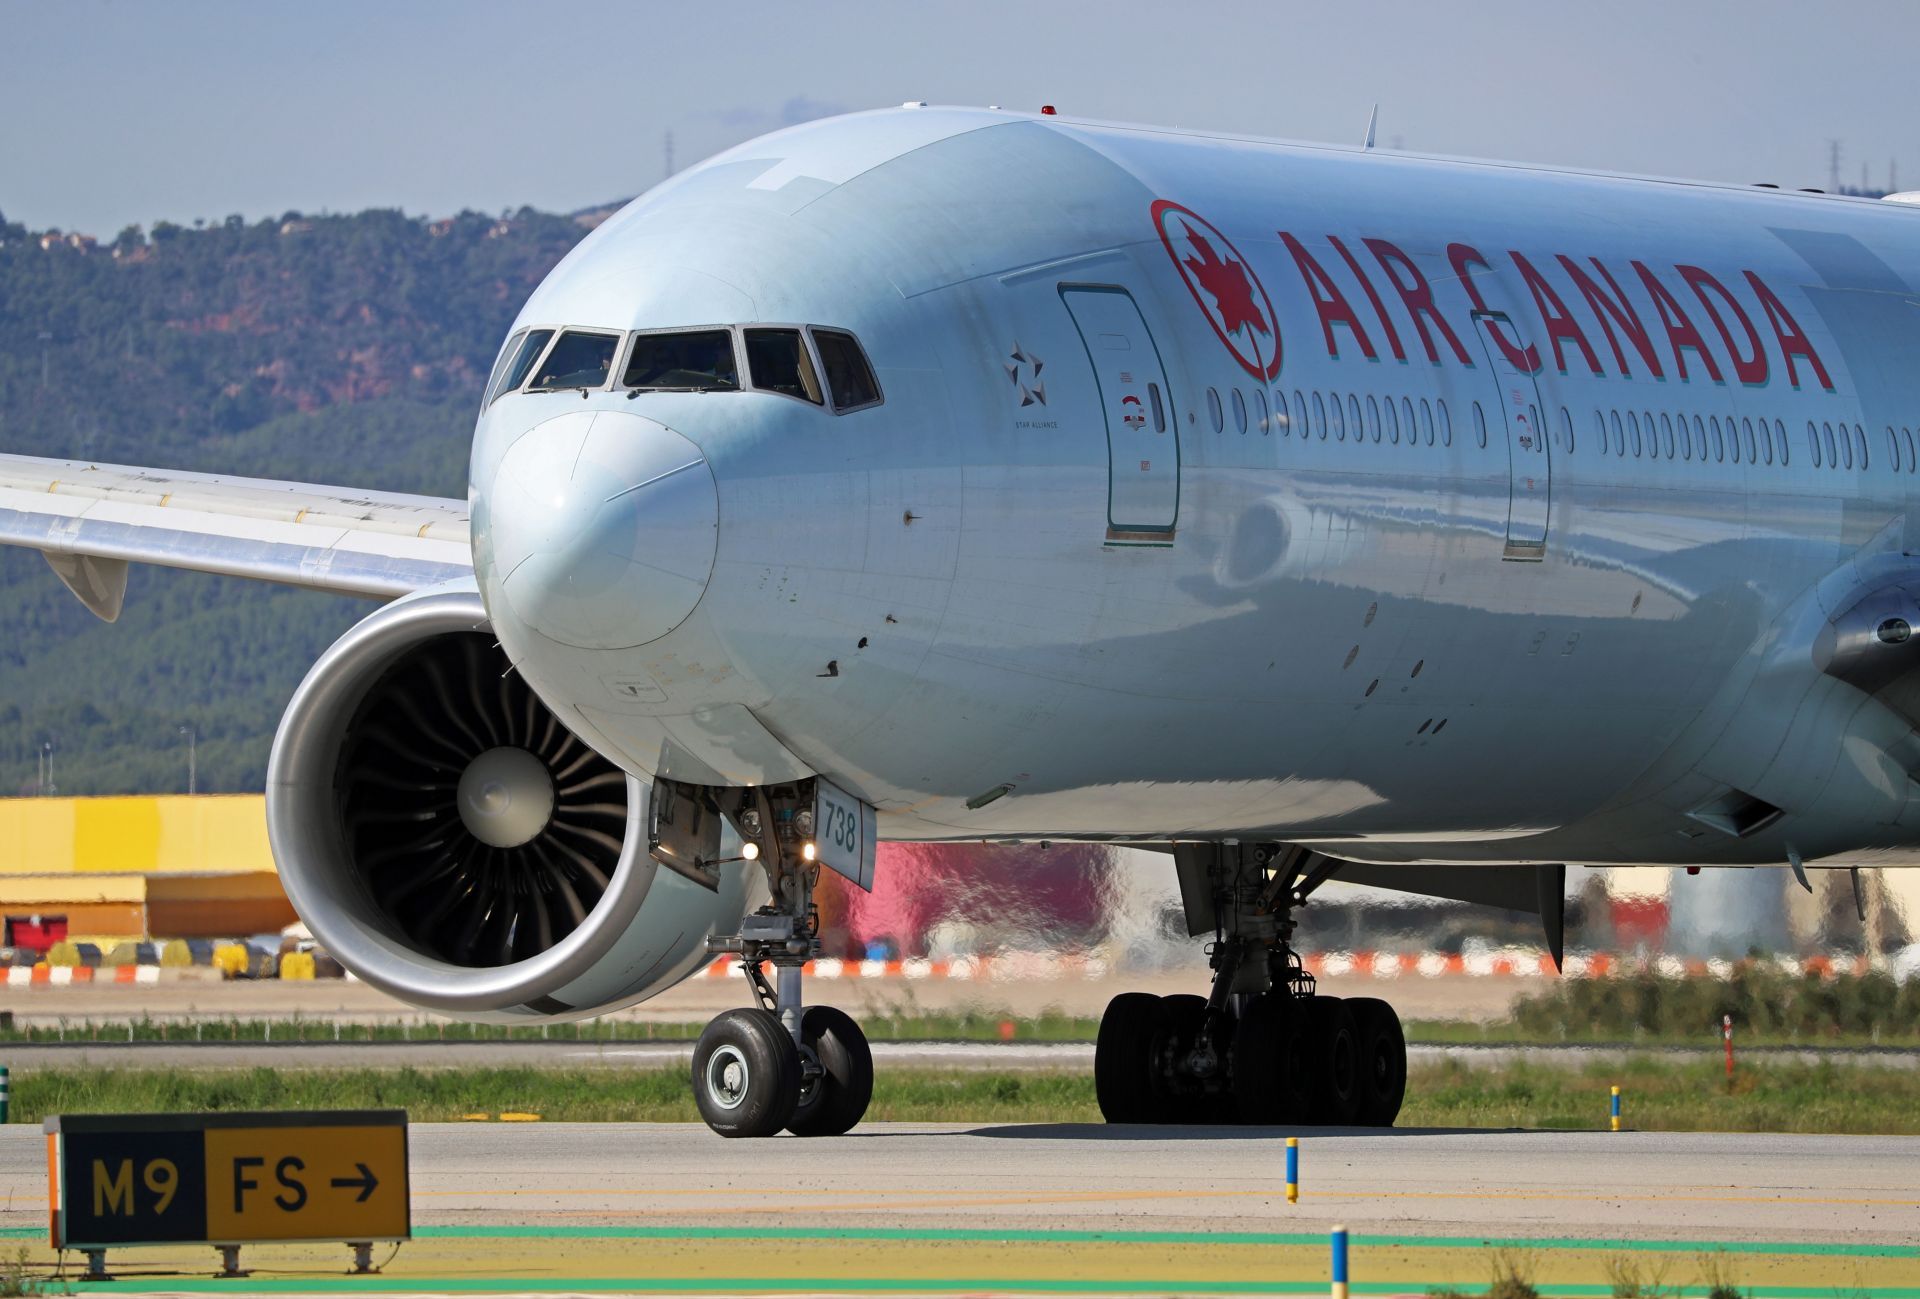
(1060, 286, 1179, 543)
(1471, 310, 1551, 561)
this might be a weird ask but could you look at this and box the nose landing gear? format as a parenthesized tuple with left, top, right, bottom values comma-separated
(675, 780, 876, 1138)
(1095, 844, 1408, 1128)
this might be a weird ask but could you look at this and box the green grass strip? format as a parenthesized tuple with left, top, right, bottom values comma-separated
(19, 1055, 1920, 1131)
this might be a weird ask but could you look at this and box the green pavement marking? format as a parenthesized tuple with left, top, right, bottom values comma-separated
(35, 1281, 1920, 1297)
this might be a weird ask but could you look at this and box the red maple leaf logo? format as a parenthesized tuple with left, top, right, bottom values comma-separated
(1182, 229, 1269, 341)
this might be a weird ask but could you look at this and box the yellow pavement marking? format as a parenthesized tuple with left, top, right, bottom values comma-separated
(413, 1184, 1920, 1211)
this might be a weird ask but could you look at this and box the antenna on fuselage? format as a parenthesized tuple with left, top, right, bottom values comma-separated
(1362, 103, 1379, 151)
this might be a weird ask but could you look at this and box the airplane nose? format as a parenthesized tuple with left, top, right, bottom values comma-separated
(483, 410, 718, 651)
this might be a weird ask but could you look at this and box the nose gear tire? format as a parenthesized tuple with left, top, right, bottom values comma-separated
(692, 1007, 801, 1138)
(1094, 992, 1164, 1123)
(786, 1005, 874, 1137)
(1345, 996, 1407, 1127)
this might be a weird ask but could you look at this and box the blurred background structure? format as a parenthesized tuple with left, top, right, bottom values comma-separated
(3, 793, 1914, 977)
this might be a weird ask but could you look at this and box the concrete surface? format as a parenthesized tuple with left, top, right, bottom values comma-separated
(1, 1124, 1916, 1294)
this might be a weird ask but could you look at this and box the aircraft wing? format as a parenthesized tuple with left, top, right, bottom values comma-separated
(0, 453, 471, 620)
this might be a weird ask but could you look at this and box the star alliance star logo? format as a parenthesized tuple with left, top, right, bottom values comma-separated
(1005, 342, 1046, 406)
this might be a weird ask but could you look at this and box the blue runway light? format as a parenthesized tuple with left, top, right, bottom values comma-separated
(1286, 1135, 1299, 1203)
(1330, 1223, 1349, 1299)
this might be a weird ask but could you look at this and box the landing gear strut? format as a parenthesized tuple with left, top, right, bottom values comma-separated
(676, 780, 875, 1138)
(1095, 844, 1408, 1127)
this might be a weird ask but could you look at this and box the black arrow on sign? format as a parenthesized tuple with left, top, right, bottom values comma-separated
(330, 1163, 378, 1203)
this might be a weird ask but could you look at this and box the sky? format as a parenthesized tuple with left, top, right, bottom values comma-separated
(5, 0, 1919, 235)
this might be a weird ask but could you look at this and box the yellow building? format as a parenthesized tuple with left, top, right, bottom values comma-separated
(0, 795, 293, 949)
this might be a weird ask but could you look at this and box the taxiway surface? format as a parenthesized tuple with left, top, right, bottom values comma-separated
(3, 1124, 1916, 1294)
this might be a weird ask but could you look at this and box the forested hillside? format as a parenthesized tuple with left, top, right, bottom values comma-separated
(0, 206, 595, 794)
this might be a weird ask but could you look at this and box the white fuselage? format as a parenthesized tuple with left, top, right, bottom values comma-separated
(467, 107, 1920, 871)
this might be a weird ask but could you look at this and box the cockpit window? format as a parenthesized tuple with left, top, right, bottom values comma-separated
(528, 329, 619, 391)
(623, 329, 739, 391)
(487, 328, 553, 405)
(744, 328, 824, 404)
(810, 329, 881, 411)
(483, 329, 527, 408)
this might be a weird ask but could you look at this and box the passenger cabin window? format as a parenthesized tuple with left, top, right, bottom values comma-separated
(1206, 387, 1223, 433)
(1232, 388, 1248, 434)
(745, 328, 824, 404)
(529, 330, 619, 391)
(489, 328, 554, 405)
(623, 329, 740, 391)
(1252, 388, 1269, 434)
(811, 329, 881, 410)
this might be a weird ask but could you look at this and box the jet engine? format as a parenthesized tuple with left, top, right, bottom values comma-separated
(266, 586, 757, 1020)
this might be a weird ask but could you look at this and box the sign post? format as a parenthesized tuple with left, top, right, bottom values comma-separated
(44, 1110, 408, 1278)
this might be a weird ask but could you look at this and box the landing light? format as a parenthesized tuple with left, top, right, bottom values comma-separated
(742, 842, 760, 861)
(802, 842, 817, 862)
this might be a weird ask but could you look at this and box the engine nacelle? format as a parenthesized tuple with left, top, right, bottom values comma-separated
(267, 585, 757, 1020)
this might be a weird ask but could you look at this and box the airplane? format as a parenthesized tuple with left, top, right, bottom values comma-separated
(4, 103, 1919, 1138)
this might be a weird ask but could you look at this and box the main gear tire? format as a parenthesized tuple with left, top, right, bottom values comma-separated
(1346, 996, 1407, 1127)
(1095, 992, 1164, 1123)
(1303, 995, 1362, 1126)
(1230, 992, 1312, 1125)
(1153, 993, 1235, 1124)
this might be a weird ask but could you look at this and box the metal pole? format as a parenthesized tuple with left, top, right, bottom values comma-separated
(180, 726, 196, 795)
(1286, 1135, 1298, 1203)
(1, 1065, 10, 1123)
(1330, 1224, 1348, 1299)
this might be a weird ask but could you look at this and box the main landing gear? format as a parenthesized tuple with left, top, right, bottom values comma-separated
(671, 781, 875, 1138)
(1096, 843, 1408, 1127)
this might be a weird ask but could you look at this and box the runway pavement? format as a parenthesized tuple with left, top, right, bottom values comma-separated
(2, 1123, 1916, 1294)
